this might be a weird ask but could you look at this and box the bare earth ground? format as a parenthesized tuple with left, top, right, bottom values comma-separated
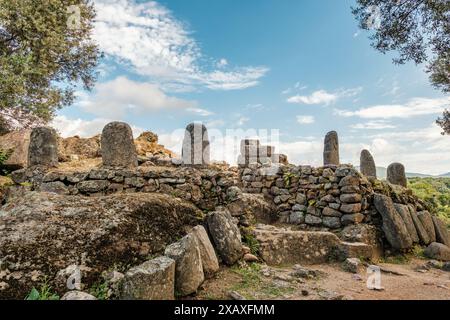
(195, 258, 450, 300)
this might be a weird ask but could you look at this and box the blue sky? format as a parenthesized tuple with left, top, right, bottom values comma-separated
(53, 0, 450, 174)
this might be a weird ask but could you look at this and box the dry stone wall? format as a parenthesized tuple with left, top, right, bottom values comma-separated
(239, 162, 430, 232)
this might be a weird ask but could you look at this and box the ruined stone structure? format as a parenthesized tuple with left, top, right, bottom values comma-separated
(101, 122, 138, 168)
(3, 123, 450, 300)
(182, 123, 210, 166)
(323, 131, 339, 166)
(387, 162, 407, 187)
(360, 149, 377, 178)
(28, 127, 58, 167)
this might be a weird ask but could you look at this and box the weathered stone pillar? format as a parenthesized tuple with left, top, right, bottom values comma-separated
(182, 123, 210, 166)
(101, 122, 138, 168)
(28, 127, 58, 167)
(360, 149, 377, 178)
(238, 139, 259, 166)
(323, 131, 339, 166)
(387, 162, 407, 187)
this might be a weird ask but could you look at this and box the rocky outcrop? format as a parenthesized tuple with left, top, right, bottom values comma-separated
(0, 192, 203, 299)
(207, 210, 243, 265)
(373, 194, 413, 250)
(394, 204, 419, 243)
(58, 135, 101, 162)
(164, 234, 204, 296)
(119, 256, 175, 300)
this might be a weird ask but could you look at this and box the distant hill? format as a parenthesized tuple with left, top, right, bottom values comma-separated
(356, 166, 439, 179)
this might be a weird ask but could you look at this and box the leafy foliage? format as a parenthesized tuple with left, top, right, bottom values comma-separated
(0, 0, 99, 129)
(89, 281, 109, 300)
(352, 1, 450, 132)
(408, 177, 450, 227)
(25, 281, 59, 300)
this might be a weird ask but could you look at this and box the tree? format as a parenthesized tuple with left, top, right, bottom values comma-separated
(0, 0, 99, 131)
(352, 0, 450, 132)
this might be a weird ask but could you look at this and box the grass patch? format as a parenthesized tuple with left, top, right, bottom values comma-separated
(411, 245, 427, 259)
(379, 254, 410, 265)
(25, 280, 59, 300)
(231, 263, 294, 299)
(89, 281, 109, 300)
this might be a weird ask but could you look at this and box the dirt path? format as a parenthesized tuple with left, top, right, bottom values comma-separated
(196, 258, 450, 300)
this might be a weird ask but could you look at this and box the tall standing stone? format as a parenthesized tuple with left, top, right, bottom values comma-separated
(387, 163, 407, 187)
(238, 139, 259, 166)
(101, 122, 138, 168)
(182, 123, 210, 166)
(323, 131, 339, 166)
(28, 127, 58, 167)
(360, 149, 377, 178)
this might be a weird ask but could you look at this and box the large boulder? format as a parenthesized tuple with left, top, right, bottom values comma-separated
(190, 225, 219, 278)
(164, 234, 204, 296)
(417, 211, 437, 243)
(0, 192, 202, 299)
(394, 204, 419, 243)
(119, 256, 175, 300)
(207, 209, 243, 265)
(373, 194, 413, 250)
(0, 130, 31, 169)
(424, 243, 450, 262)
(253, 225, 341, 265)
(432, 216, 450, 247)
(58, 135, 101, 162)
(225, 193, 277, 224)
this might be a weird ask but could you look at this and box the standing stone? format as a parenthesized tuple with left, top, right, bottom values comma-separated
(373, 194, 413, 250)
(387, 163, 407, 187)
(28, 127, 58, 167)
(101, 122, 138, 168)
(119, 256, 175, 300)
(323, 131, 339, 166)
(191, 225, 220, 278)
(394, 204, 419, 243)
(238, 139, 259, 166)
(164, 234, 204, 296)
(207, 209, 243, 265)
(182, 123, 210, 166)
(408, 206, 431, 245)
(360, 149, 377, 178)
(417, 211, 437, 243)
(432, 216, 450, 247)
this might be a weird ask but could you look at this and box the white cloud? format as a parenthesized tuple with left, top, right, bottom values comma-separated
(296, 115, 315, 124)
(93, 0, 268, 91)
(237, 117, 250, 126)
(79, 76, 197, 118)
(186, 108, 214, 116)
(287, 87, 362, 105)
(350, 120, 396, 130)
(51, 115, 145, 138)
(335, 97, 450, 119)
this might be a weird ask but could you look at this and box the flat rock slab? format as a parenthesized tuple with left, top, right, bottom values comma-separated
(408, 206, 430, 245)
(394, 204, 419, 243)
(417, 211, 436, 243)
(253, 225, 341, 265)
(120, 256, 175, 300)
(432, 216, 450, 247)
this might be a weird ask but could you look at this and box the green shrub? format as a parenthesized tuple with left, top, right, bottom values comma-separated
(25, 281, 59, 300)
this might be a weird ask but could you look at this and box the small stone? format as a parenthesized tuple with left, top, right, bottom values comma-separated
(228, 291, 246, 300)
(340, 193, 362, 204)
(343, 258, 360, 273)
(341, 213, 365, 226)
(322, 206, 342, 217)
(305, 214, 322, 225)
(61, 291, 97, 300)
(323, 216, 341, 229)
(243, 253, 259, 262)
